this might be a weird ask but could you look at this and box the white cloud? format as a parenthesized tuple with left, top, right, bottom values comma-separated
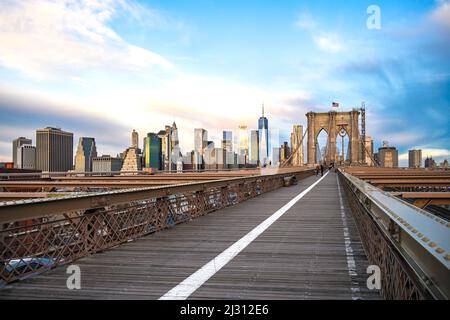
(0, 0, 173, 79)
(0, 74, 314, 156)
(430, 0, 450, 29)
(313, 33, 345, 53)
(398, 148, 450, 167)
(293, 12, 345, 53)
(399, 148, 450, 160)
(0, 140, 12, 162)
(378, 131, 425, 146)
(293, 12, 347, 54)
(295, 12, 318, 30)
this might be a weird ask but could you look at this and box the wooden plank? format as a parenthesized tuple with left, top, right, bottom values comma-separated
(190, 173, 379, 300)
(399, 192, 450, 199)
(0, 172, 379, 300)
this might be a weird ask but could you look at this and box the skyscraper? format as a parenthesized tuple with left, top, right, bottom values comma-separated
(194, 128, 208, 171)
(272, 147, 280, 166)
(408, 149, 422, 168)
(158, 121, 181, 171)
(144, 133, 162, 170)
(258, 104, 269, 165)
(12, 137, 32, 168)
(194, 128, 208, 154)
(214, 148, 226, 170)
(36, 127, 73, 172)
(92, 155, 123, 174)
(238, 125, 249, 161)
(364, 136, 374, 166)
(290, 125, 304, 166)
(182, 151, 195, 171)
(250, 130, 259, 165)
(17, 145, 36, 170)
(378, 141, 398, 168)
(157, 128, 169, 170)
(203, 140, 215, 170)
(204, 147, 226, 170)
(74, 137, 97, 172)
(155, 122, 181, 171)
(121, 130, 142, 174)
(222, 131, 233, 153)
(424, 156, 436, 168)
(170, 122, 182, 171)
(280, 141, 291, 164)
(132, 129, 139, 149)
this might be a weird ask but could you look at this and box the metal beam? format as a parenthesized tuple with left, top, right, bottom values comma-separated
(0, 168, 314, 285)
(0, 169, 314, 223)
(340, 170, 450, 299)
(394, 192, 450, 209)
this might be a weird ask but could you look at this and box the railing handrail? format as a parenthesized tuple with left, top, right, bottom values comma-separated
(339, 170, 450, 299)
(0, 169, 314, 223)
(0, 168, 315, 285)
(0, 168, 265, 178)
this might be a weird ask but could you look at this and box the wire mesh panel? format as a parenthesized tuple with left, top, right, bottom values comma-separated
(0, 170, 313, 285)
(338, 173, 425, 300)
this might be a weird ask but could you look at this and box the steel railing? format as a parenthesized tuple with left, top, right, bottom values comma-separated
(0, 168, 263, 180)
(338, 170, 450, 300)
(0, 169, 314, 286)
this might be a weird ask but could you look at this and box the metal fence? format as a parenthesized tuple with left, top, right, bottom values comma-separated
(339, 170, 450, 300)
(0, 170, 313, 285)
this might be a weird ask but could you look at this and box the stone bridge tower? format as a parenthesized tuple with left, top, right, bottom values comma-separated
(306, 110, 361, 165)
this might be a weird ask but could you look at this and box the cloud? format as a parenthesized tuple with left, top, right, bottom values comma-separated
(121, 0, 185, 30)
(293, 11, 347, 54)
(313, 33, 345, 53)
(0, 73, 315, 159)
(1, 1, 448, 165)
(0, 0, 173, 80)
(398, 147, 450, 167)
(338, 59, 400, 92)
(430, 0, 450, 29)
(421, 148, 450, 159)
(379, 131, 426, 146)
(0, 140, 11, 162)
(294, 12, 318, 30)
(0, 86, 134, 161)
(399, 148, 450, 160)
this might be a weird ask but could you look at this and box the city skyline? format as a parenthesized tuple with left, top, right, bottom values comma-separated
(8, 114, 448, 171)
(4, 106, 450, 170)
(0, 0, 449, 167)
(1, 1, 449, 305)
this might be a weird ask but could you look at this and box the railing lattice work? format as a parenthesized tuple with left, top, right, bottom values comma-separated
(341, 182, 423, 299)
(0, 170, 313, 285)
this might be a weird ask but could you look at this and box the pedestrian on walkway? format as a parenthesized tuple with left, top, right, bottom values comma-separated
(320, 164, 324, 176)
(315, 165, 320, 176)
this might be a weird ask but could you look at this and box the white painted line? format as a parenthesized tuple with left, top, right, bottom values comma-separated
(159, 171, 330, 300)
(336, 174, 361, 300)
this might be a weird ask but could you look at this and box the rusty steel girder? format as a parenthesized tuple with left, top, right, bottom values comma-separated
(0, 169, 313, 285)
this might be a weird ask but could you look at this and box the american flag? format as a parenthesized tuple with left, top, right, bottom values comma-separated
(332, 102, 339, 108)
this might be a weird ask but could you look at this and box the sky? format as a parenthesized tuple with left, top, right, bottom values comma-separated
(0, 0, 449, 167)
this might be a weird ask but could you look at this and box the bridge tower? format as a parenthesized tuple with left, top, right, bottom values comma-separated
(360, 102, 366, 165)
(306, 109, 361, 165)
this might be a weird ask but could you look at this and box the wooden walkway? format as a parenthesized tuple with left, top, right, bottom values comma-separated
(0, 171, 380, 299)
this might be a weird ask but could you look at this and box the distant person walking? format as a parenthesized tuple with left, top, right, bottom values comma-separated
(315, 165, 320, 176)
(320, 164, 324, 176)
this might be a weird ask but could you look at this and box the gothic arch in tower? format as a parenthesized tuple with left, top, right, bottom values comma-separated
(306, 110, 361, 165)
